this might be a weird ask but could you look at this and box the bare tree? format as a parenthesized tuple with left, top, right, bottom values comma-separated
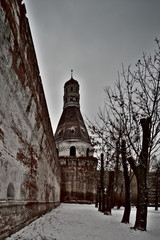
(154, 162, 160, 211)
(150, 158, 160, 211)
(87, 117, 118, 214)
(104, 38, 160, 231)
(87, 38, 160, 231)
(121, 139, 131, 223)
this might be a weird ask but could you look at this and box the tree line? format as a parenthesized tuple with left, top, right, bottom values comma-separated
(87, 38, 160, 231)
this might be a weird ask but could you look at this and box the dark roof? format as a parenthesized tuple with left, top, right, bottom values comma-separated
(55, 106, 91, 144)
(64, 77, 79, 87)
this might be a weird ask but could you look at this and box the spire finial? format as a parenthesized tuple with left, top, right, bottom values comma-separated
(71, 70, 73, 79)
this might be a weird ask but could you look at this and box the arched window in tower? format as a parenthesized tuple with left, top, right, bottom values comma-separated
(70, 146, 76, 156)
(56, 148, 59, 157)
(7, 183, 15, 200)
(86, 148, 90, 157)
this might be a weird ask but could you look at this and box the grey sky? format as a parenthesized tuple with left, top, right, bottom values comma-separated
(24, 0, 160, 132)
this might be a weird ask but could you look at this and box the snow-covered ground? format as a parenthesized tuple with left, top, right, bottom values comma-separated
(6, 204, 160, 240)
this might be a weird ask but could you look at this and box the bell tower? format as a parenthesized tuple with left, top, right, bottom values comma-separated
(63, 70, 80, 109)
(55, 71, 97, 203)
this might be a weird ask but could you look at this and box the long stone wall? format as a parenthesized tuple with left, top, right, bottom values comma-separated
(0, 0, 61, 238)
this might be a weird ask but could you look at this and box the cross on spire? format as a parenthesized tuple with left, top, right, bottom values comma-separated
(71, 70, 73, 79)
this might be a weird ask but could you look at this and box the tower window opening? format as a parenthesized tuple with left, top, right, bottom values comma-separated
(86, 148, 90, 157)
(70, 146, 76, 156)
(7, 183, 15, 200)
(56, 148, 59, 157)
(71, 87, 73, 91)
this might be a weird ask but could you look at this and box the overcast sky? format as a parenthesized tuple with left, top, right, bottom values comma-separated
(24, 0, 160, 133)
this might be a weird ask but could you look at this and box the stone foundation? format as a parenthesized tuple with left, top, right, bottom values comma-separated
(0, 202, 59, 240)
(0, 201, 60, 239)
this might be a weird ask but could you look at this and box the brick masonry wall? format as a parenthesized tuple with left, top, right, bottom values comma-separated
(0, 0, 61, 238)
(59, 157, 97, 202)
(0, 201, 60, 239)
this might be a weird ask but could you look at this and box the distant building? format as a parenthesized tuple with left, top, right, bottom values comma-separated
(55, 71, 97, 203)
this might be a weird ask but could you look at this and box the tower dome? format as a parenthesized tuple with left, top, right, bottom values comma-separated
(55, 71, 92, 157)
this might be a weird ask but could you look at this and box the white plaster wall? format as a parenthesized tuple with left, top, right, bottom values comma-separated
(57, 140, 93, 157)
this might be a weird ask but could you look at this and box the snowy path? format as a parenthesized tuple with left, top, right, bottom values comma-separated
(6, 204, 160, 240)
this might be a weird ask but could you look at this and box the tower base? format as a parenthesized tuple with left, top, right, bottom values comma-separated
(59, 157, 98, 203)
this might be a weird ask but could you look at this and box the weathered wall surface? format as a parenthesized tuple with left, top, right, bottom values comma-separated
(0, 0, 61, 238)
(59, 157, 97, 203)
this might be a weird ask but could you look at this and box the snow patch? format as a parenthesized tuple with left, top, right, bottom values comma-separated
(6, 204, 160, 240)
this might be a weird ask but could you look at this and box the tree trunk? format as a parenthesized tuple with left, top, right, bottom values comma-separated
(95, 183, 99, 208)
(128, 117, 151, 231)
(100, 153, 105, 212)
(115, 141, 120, 184)
(105, 171, 114, 215)
(121, 140, 131, 224)
(134, 166, 148, 230)
(155, 171, 159, 211)
(98, 186, 102, 211)
(117, 184, 123, 209)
